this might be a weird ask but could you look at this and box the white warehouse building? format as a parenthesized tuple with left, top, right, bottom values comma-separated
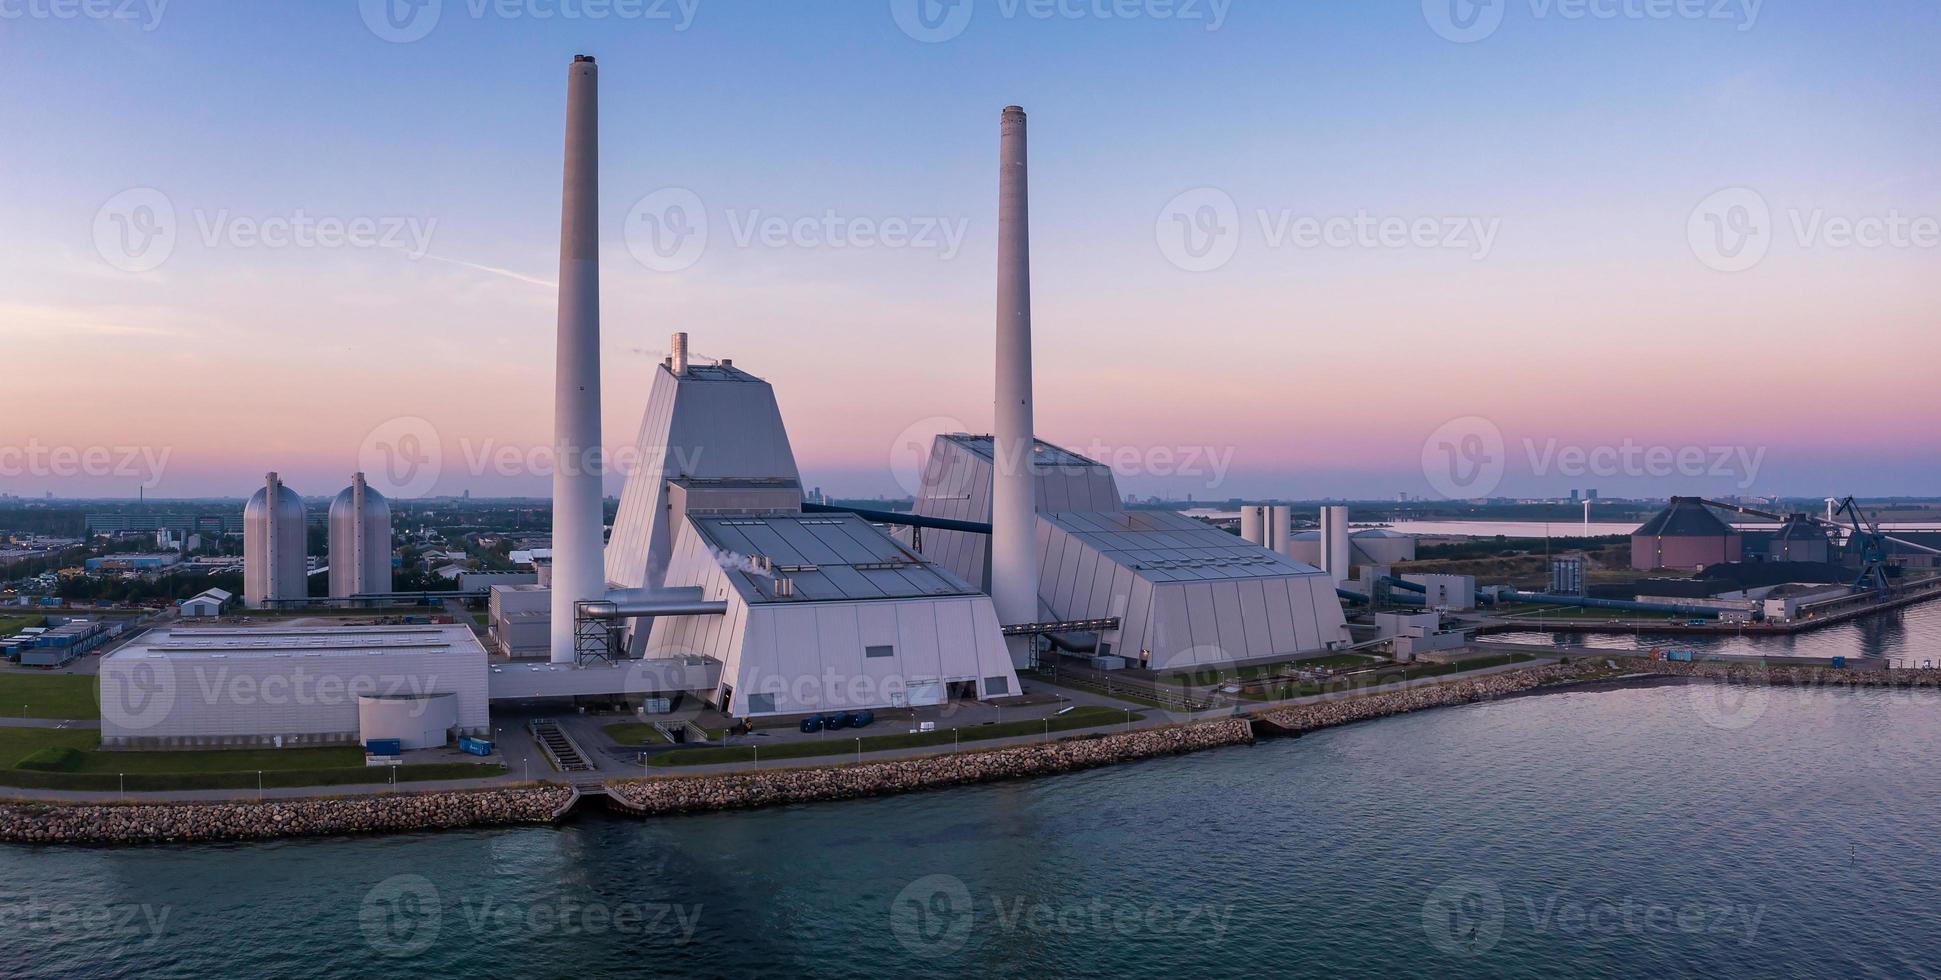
(98, 625, 490, 749)
(909, 434, 1350, 672)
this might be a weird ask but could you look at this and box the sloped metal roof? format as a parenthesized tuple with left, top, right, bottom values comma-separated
(1042, 509, 1328, 582)
(687, 513, 981, 603)
(1634, 497, 1739, 538)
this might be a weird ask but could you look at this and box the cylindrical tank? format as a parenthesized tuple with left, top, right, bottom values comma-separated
(1269, 505, 1293, 554)
(244, 472, 307, 609)
(1239, 505, 1265, 546)
(1320, 506, 1352, 583)
(329, 472, 393, 600)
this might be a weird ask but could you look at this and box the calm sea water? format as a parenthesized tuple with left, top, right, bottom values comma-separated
(7, 663, 1940, 978)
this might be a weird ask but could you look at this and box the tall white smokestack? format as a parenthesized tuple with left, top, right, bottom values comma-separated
(992, 105, 1039, 665)
(550, 54, 605, 664)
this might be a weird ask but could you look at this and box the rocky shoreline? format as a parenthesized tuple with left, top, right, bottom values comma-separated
(0, 786, 573, 846)
(606, 718, 1256, 816)
(1252, 659, 1623, 736)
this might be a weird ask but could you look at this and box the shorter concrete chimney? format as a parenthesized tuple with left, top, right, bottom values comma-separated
(671, 332, 689, 376)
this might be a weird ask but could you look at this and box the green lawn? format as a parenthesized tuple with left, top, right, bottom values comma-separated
(1233, 653, 1538, 701)
(0, 726, 503, 791)
(603, 722, 672, 745)
(0, 672, 99, 720)
(0, 615, 47, 636)
(1162, 653, 1383, 688)
(643, 705, 1144, 767)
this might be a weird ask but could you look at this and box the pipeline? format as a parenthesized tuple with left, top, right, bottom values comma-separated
(1499, 590, 1722, 618)
(802, 502, 992, 535)
(1380, 576, 1427, 594)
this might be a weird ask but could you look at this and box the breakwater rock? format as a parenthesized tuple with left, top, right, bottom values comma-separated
(0, 786, 573, 846)
(1254, 659, 1619, 736)
(607, 719, 1255, 816)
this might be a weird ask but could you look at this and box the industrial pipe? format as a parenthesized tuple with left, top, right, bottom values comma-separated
(801, 502, 992, 535)
(1499, 590, 1723, 618)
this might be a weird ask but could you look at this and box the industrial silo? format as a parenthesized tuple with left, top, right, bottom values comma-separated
(1630, 497, 1743, 571)
(1769, 514, 1831, 563)
(329, 472, 393, 599)
(243, 472, 307, 609)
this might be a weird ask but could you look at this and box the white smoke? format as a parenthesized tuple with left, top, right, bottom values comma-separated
(709, 546, 771, 580)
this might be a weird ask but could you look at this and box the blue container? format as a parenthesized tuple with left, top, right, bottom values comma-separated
(798, 716, 824, 734)
(849, 710, 875, 729)
(365, 738, 403, 756)
(821, 713, 849, 731)
(458, 736, 494, 756)
(1831, 656, 1847, 669)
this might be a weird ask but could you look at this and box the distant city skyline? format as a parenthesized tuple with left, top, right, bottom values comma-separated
(5, 1, 1937, 501)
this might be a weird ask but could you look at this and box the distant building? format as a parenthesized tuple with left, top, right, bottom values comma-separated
(179, 587, 233, 618)
(84, 553, 181, 573)
(1631, 497, 1742, 571)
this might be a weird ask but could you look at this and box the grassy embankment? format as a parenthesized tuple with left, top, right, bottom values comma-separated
(0, 674, 503, 791)
(638, 705, 1145, 767)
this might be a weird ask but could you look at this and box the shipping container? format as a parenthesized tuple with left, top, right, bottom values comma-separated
(458, 736, 494, 757)
(364, 738, 403, 756)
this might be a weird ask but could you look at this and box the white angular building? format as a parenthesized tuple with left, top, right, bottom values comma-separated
(600, 336, 1022, 717)
(909, 434, 1350, 672)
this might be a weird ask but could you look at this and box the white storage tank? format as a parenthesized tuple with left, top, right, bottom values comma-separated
(328, 472, 393, 599)
(243, 472, 307, 609)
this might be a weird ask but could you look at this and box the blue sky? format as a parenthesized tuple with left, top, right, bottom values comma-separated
(2, 0, 1937, 500)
